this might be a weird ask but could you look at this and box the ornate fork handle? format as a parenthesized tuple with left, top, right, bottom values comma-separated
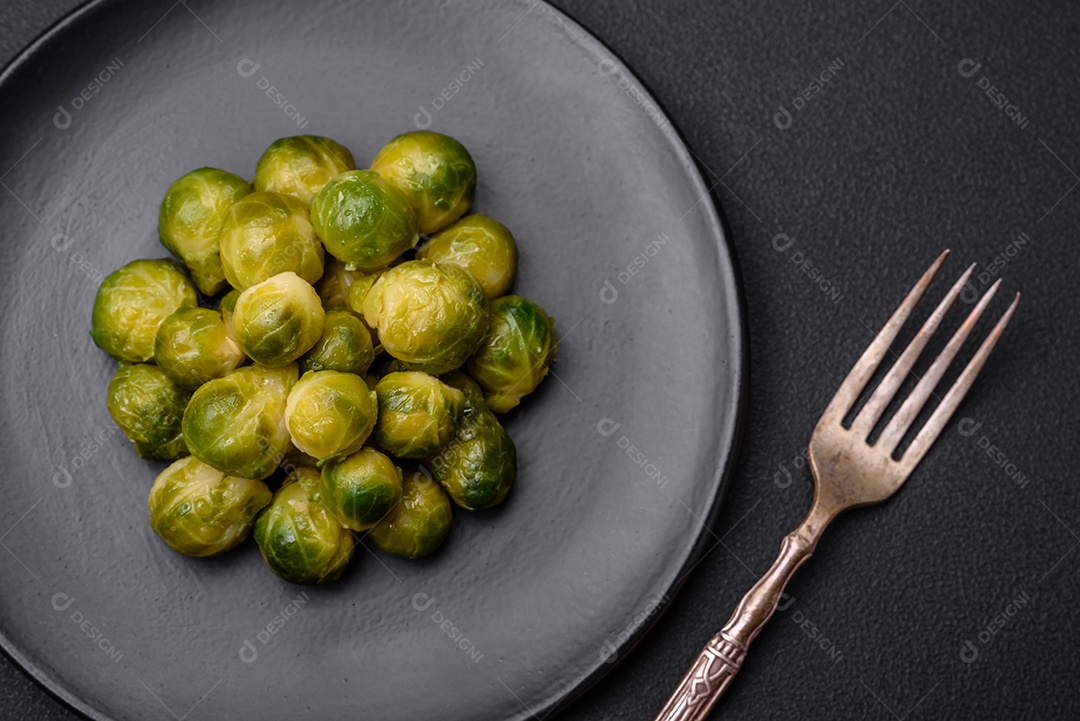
(653, 505, 833, 721)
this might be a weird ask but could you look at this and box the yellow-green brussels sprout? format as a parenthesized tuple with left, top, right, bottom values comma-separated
(254, 477, 354, 584)
(107, 363, 190, 460)
(315, 256, 363, 312)
(467, 295, 557, 413)
(361, 260, 488, 374)
(218, 191, 324, 290)
(310, 170, 419, 272)
(346, 271, 382, 316)
(416, 214, 517, 298)
(158, 167, 251, 295)
(154, 308, 246, 390)
(232, 272, 325, 367)
(284, 370, 377, 465)
(374, 372, 464, 458)
(369, 467, 452, 558)
(369, 131, 476, 234)
(218, 288, 240, 338)
(426, 373, 516, 510)
(299, 311, 374, 375)
(182, 364, 298, 480)
(91, 259, 198, 363)
(253, 135, 356, 204)
(148, 456, 271, 557)
(319, 448, 403, 531)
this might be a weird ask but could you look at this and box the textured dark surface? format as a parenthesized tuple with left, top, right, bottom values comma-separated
(1, 0, 1078, 719)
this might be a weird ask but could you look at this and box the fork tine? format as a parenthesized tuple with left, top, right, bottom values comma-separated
(898, 292, 1020, 471)
(850, 263, 976, 436)
(877, 279, 1002, 453)
(820, 250, 949, 424)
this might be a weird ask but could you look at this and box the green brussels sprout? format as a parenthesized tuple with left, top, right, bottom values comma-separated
(281, 444, 321, 472)
(346, 271, 382, 316)
(254, 477, 355, 584)
(315, 256, 363, 312)
(148, 456, 271, 557)
(284, 370, 378, 465)
(158, 167, 251, 295)
(369, 467, 452, 558)
(310, 170, 419, 272)
(319, 448, 403, 531)
(467, 295, 557, 413)
(218, 288, 240, 338)
(374, 372, 464, 458)
(91, 259, 198, 363)
(369, 131, 476, 234)
(299, 311, 374, 375)
(232, 272, 325, 367)
(360, 260, 488, 375)
(181, 364, 298, 480)
(154, 307, 246, 390)
(416, 214, 517, 299)
(253, 135, 356, 204)
(107, 363, 191, 460)
(426, 373, 516, 510)
(218, 191, 324, 290)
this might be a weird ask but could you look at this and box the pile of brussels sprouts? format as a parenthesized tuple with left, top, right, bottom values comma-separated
(91, 132, 557, 584)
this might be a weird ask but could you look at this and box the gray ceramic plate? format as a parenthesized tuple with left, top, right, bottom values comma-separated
(0, 0, 745, 719)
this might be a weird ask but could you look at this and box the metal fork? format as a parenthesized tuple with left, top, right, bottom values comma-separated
(654, 251, 1019, 721)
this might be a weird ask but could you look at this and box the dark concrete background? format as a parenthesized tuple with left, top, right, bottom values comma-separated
(1, 0, 1077, 719)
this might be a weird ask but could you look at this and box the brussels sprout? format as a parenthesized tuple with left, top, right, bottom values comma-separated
(416, 214, 517, 298)
(284, 370, 378, 464)
(369, 131, 476, 234)
(281, 444, 321, 473)
(310, 170, 419, 272)
(315, 256, 363, 312)
(253, 135, 356, 204)
(374, 372, 464, 458)
(158, 167, 251, 295)
(91, 259, 198, 363)
(299, 311, 374, 375)
(360, 260, 488, 375)
(218, 191, 324, 290)
(319, 448, 403, 531)
(148, 456, 271, 557)
(369, 467, 452, 558)
(346, 271, 382, 317)
(107, 363, 190, 460)
(182, 364, 298, 480)
(467, 295, 557, 413)
(254, 477, 354, 584)
(218, 288, 240, 339)
(426, 373, 516, 510)
(232, 272, 325, 367)
(154, 307, 246, 390)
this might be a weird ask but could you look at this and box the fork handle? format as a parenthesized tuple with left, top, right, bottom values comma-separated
(653, 509, 831, 721)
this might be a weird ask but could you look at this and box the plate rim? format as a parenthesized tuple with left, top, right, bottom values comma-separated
(0, 0, 749, 719)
